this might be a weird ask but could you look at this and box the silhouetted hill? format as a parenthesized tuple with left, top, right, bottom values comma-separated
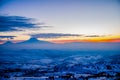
(3, 41, 13, 45)
(18, 37, 53, 44)
(0, 38, 120, 50)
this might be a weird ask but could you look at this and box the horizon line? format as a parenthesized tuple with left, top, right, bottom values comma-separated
(0, 38, 120, 44)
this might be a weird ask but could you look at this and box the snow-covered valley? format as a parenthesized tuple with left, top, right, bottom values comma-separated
(0, 39, 120, 80)
(0, 49, 120, 80)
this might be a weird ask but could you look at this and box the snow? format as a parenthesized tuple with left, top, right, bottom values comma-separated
(0, 40, 120, 80)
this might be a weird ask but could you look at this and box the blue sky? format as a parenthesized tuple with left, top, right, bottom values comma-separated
(0, 0, 120, 35)
(0, 0, 120, 42)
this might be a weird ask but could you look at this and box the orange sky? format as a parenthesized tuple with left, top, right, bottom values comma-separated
(0, 35, 120, 44)
(47, 35, 120, 43)
(50, 38, 120, 44)
(0, 0, 120, 44)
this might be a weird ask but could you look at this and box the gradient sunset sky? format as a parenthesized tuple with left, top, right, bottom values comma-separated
(0, 0, 120, 43)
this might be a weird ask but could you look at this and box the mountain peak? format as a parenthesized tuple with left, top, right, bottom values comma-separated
(19, 37, 53, 44)
(3, 41, 13, 45)
(27, 37, 39, 42)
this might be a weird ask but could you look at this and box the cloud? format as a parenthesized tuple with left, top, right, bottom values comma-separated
(0, 36, 16, 39)
(30, 33, 82, 38)
(0, 15, 47, 32)
(84, 35, 105, 37)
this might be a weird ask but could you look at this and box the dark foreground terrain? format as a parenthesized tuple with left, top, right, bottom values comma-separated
(0, 49, 120, 80)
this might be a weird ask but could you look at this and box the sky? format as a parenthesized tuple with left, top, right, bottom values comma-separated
(0, 0, 120, 43)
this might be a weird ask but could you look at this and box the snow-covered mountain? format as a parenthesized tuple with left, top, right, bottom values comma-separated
(0, 38, 120, 80)
(2, 41, 13, 45)
(0, 38, 55, 49)
(0, 54, 120, 80)
(0, 38, 120, 50)
(18, 37, 53, 44)
(54, 55, 120, 73)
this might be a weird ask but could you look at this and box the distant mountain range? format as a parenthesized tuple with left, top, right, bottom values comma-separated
(18, 37, 53, 44)
(0, 38, 120, 80)
(3, 41, 13, 45)
(0, 37, 120, 51)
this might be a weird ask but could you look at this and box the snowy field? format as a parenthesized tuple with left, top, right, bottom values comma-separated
(0, 40, 120, 80)
(0, 49, 120, 80)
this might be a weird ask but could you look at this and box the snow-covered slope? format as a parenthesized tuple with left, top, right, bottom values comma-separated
(0, 39, 120, 51)
(0, 39, 120, 80)
(18, 37, 53, 44)
(0, 54, 120, 80)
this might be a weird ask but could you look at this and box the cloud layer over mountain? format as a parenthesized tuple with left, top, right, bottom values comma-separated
(0, 15, 46, 32)
(30, 33, 82, 38)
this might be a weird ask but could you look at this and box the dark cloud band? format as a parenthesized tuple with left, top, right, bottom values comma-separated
(85, 35, 105, 37)
(30, 33, 107, 39)
(0, 15, 44, 32)
(0, 36, 16, 38)
(30, 33, 82, 38)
